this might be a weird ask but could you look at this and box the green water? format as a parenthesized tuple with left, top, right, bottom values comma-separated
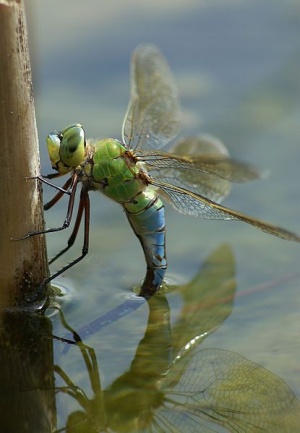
(6, 0, 300, 431)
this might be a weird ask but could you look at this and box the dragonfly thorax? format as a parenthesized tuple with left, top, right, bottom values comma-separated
(87, 138, 146, 203)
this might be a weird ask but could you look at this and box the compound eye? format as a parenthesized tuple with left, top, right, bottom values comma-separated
(60, 124, 85, 168)
(46, 124, 85, 174)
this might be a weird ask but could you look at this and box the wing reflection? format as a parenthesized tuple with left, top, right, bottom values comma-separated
(54, 246, 300, 432)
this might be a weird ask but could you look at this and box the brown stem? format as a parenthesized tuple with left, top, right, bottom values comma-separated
(0, 0, 48, 307)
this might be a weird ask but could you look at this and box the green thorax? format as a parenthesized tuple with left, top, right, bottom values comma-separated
(86, 138, 145, 203)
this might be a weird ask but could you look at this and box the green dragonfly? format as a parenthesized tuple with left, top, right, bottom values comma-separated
(26, 44, 300, 299)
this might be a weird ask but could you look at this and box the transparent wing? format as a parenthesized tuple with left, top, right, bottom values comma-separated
(139, 135, 262, 203)
(137, 136, 262, 183)
(156, 348, 300, 433)
(122, 44, 181, 151)
(150, 171, 231, 204)
(149, 178, 300, 242)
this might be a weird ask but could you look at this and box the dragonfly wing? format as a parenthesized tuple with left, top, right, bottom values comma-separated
(172, 136, 263, 182)
(151, 178, 236, 219)
(169, 134, 230, 156)
(122, 44, 181, 151)
(150, 179, 300, 242)
(149, 170, 231, 204)
(137, 144, 262, 184)
(136, 135, 262, 205)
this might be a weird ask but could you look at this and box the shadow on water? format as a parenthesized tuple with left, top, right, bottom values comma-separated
(1, 245, 299, 432)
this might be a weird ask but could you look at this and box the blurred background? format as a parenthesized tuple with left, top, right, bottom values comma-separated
(24, 0, 300, 402)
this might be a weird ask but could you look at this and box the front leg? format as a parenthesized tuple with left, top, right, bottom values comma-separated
(18, 174, 78, 239)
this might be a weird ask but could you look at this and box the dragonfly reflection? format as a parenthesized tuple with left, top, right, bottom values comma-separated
(53, 246, 300, 432)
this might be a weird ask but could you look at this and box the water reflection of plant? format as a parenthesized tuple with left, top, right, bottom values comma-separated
(54, 245, 300, 432)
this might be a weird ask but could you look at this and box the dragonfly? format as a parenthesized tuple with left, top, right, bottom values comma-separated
(25, 44, 300, 299)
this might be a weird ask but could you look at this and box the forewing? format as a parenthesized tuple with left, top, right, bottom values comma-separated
(136, 136, 262, 183)
(122, 44, 181, 151)
(136, 135, 261, 203)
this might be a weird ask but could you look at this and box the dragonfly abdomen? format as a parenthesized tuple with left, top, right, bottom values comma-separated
(125, 190, 167, 297)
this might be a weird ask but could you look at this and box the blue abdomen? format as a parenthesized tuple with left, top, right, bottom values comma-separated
(124, 190, 167, 297)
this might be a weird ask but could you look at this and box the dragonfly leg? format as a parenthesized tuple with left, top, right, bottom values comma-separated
(49, 185, 89, 265)
(37, 174, 73, 197)
(43, 176, 73, 210)
(27, 188, 90, 302)
(17, 174, 78, 240)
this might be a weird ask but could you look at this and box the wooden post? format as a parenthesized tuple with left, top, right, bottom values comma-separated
(0, 5, 56, 432)
(0, 0, 48, 307)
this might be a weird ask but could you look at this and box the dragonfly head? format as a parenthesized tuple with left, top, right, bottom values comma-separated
(46, 123, 86, 174)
